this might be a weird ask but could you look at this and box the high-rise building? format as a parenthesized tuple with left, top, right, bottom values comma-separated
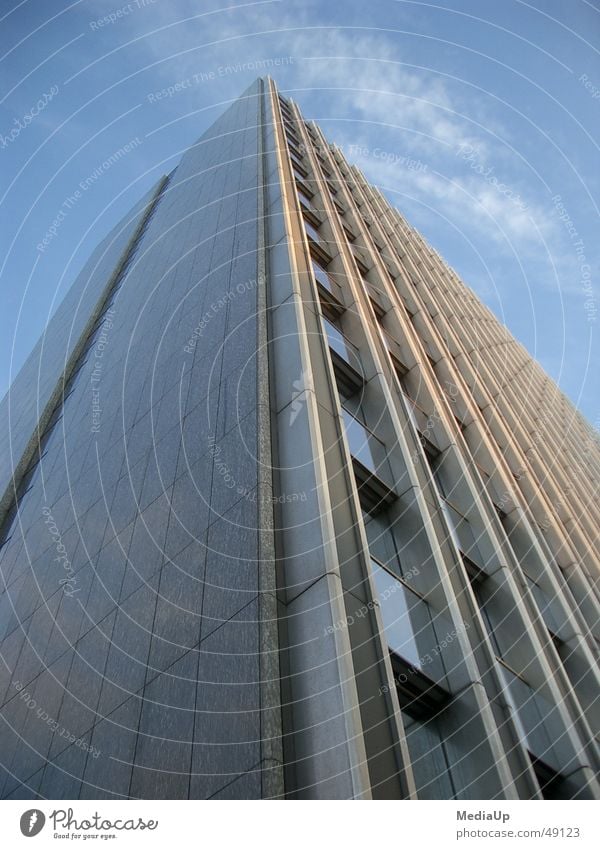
(0, 78, 598, 801)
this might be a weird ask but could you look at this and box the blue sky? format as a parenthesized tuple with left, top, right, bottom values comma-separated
(1, 0, 598, 424)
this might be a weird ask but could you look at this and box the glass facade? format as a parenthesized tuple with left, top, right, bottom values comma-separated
(0, 80, 269, 800)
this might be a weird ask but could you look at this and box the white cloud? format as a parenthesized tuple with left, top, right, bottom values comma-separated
(110, 7, 585, 299)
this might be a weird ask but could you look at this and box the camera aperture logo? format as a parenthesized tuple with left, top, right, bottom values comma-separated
(20, 810, 45, 837)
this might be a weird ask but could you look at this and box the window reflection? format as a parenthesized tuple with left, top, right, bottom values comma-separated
(304, 219, 322, 244)
(371, 559, 445, 683)
(311, 259, 335, 294)
(499, 663, 563, 774)
(340, 407, 380, 474)
(322, 317, 360, 369)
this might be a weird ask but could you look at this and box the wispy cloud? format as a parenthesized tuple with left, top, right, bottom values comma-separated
(90, 6, 594, 302)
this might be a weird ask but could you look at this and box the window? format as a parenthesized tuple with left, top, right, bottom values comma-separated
(339, 400, 394, 500)
(404, 716, 457, 799)
(363, 511, 404, 580)
(418, 440, 485, 566)
(350, 242, 369, 274)
(371, 559, 442, 677)
(287, 135, 303, 156)
(343, 223, 356, 242)
(418, 335, 437, 365)
(278, 96, 292, 114)
(362, 277, 386, 318)
(297, 188, 321, 228)
(454, 414, 468, 434)
(370, 558, 450, 722)
(461, 552, 486, 584)
(498, 662, 566, 795)
(292, 161, 308, 181)
(322, 317, 358, 366)
(524, 574, 562, 638)
(323, 317, 364, 398)
(402, 299, 417, 318)
(311, 259, 335, 293)
(439, 497, 483, 568)
(381, 329, 409, 381)
(494, 502, 508, 522)
(311, 259, 344, 318)
(338, 401, 393, 505)
(304, 218, 322, 245)
(529, 755, 566, 800)
(293, 171, 312, 197)
(421, 433, 442, 471)
(297, 186, 314, 207)
(467, 567, 508, 658)
(341, 407, 381, 474)
(289, 151, 306, 173)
